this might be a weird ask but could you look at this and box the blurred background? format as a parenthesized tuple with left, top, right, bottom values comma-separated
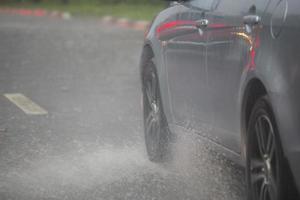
(0, 0, 164, 20)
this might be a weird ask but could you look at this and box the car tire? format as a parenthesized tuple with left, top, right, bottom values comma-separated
(246, 96, 295, 200)
(142, 59, 170, 162)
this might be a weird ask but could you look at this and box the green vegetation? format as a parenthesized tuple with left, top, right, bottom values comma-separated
(0, 0, 165, 20)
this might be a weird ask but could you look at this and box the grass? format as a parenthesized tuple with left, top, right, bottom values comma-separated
(0, 1, 164, 21)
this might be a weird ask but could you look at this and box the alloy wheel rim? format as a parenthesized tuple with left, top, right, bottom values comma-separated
(250, 115, 279, 200)
(144, 70, 161, 153)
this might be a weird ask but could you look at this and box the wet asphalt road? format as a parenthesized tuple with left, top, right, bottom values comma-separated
(0, 14, 246, 200)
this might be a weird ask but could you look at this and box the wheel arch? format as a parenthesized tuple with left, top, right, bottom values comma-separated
(241, 77, 300, 198)
(240, 78, 268, 159)
(242, 79, 268, 132)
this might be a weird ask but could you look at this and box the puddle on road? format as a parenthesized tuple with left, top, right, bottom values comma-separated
(167, 132, 246, 200)
(1, 133, 246, 200)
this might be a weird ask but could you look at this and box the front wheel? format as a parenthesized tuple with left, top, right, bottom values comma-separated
(142, 60, 169, 162)
(246, 96, 293, 200)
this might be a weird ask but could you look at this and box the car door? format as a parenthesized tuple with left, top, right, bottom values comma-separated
(205, 0, 269, 152)
(164, 0, 214, 134)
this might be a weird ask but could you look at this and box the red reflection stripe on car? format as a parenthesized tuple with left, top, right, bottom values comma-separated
(156, 20, 196, 34)
(247, 33, 261, 71)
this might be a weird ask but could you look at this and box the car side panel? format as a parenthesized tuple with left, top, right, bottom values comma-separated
(239, 0, 300, 192)
(266, 0, 300, 192)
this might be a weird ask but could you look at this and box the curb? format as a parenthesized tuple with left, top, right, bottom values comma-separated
(0, 8, 150, 31)
(0, 8, 72, 20)
(100, 16, 150, 32)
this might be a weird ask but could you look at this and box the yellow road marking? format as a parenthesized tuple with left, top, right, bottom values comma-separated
(4, 93, 48, 115)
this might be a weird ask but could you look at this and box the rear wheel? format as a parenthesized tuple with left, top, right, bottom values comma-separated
(142, 60, 169, 162)
(246, 96, 292, 200)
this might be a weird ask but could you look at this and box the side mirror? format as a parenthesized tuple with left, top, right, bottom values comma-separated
(165, 0, 188, 7)
(169, 1, 180, 6)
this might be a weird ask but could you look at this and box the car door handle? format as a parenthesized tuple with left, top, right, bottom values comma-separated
(196, 19, 209, 28)
(243, 15, 261, 25)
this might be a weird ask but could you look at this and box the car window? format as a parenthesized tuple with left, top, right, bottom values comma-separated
(214, 0, 242, 15)
(189, 0, 218, 11)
